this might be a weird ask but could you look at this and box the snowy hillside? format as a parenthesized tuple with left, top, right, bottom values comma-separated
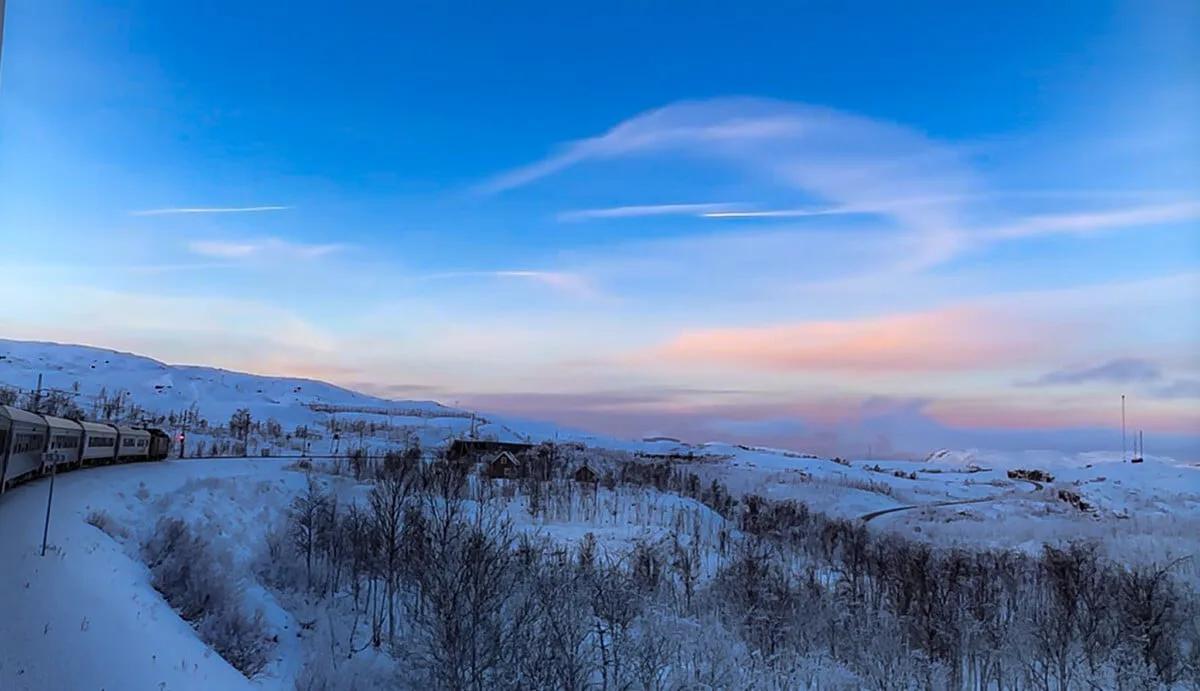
(2, 339, 1200, 690)
(2, 338, 1197, 536)
(0, 338, 461, 425)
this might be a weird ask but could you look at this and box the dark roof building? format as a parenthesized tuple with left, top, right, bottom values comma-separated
(573, 464, 598, 484)
(484, 450, 522, 479)
(446, 439, 534, 461)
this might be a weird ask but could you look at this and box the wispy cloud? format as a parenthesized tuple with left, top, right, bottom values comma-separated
(130, 205, 292, 216)
(1022, 358, 1163, 386)
(480, 106, 806, 195)
(701, 196, 972, 220)
(424, 270, 598, 298)
(990, 201, 1200, 240)
(188, 237, 344, 260)
(1151, 379, 1200, 399)
(484, 98, 1200, 277)
(558, 202, 741, 221)
(482, 97, 978, 270)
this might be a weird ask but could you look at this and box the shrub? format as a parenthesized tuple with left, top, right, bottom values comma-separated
(85, 509, 129, 540)
(141, 517, 272, 677)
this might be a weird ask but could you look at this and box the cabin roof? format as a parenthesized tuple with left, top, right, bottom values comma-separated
(490, 450, 521, 466)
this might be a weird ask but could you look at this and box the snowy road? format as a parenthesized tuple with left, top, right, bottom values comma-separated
(859, 478, 1044, 523)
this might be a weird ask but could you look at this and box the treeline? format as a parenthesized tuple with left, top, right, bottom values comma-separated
(249, 452, 1199, 689)
(627, 459, 1200, 689)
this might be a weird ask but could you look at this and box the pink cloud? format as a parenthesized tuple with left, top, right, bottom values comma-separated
(928, 397, 1200, 435)
(646, 305, 1055, 373)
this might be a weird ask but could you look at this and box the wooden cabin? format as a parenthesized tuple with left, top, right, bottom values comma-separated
(484, 450, 522, 479)
(573, 464, 598, 484)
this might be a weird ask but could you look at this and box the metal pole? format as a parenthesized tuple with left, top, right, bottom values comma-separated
(1121, 395, 1126, 462)
(32, 373, 43, 413)
(41, 458, 56, 557)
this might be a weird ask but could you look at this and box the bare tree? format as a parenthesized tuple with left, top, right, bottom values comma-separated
(369, 459, 416, 646)
(290, 476, 331, 591)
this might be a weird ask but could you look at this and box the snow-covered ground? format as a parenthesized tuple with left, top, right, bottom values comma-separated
(0, 456, 734, 691)
(2, 338, 1199, 688)
(0, 459, 298, 690)
(3, 338, 1197, 549)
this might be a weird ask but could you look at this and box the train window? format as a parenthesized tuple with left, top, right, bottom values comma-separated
(14, 433, 45, 453)
(58, 435, 79, 449)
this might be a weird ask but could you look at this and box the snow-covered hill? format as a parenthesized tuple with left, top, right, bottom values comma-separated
(0, 339, 464, 430)
(1, 339, 1199, 690)
(2, 338, 1197, 545)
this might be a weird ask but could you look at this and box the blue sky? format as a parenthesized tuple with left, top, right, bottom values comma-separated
(2, 1, 1198, 458)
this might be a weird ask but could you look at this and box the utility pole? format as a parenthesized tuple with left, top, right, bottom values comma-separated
(179, 409, 188, 459)
(32, 373, 43, 413)
(41, 459, 57, 557)
(1121, 395, 1127, 462)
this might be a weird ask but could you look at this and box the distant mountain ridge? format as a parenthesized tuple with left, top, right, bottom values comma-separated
(0, 339, 464, 431)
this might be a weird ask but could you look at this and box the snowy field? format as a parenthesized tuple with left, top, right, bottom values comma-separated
(0, 457, 731, 691)
(3, 339, 1200, 688)
(0, 459, 298, 690)
(3, 338, 1198, 561)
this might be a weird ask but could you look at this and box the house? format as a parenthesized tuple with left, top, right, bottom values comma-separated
(484, 450, 522, 479)
(573, 464, 598, 484)
(446, 439, 534, 463)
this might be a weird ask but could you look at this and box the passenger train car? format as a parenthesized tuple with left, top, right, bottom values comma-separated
(0, 404, 171, 491)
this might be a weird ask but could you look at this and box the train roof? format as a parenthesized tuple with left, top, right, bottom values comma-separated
(0, 405, 46, 426)
(116, 426, 152, 437)
(41, 415, 84, 433)
(79, 420, 118, 435)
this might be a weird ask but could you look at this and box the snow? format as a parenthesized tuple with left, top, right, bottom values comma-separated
(0, 454, 733, 691)
(0, 339, 463, 433)
(3, 338, 1200, 687)
(0, 459, 302, 691)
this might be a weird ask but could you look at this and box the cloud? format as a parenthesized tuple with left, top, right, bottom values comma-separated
(484, 98, 1198, 277)
(701, 195, 975, 220)
(188, 238, 345, 260)
(492, 270, 596, 297)
(459, 388, 1200, 459)
(1151, 379, 1200, 399)
(482, 97, 978, 270)
(644, 305, 1051, 373)
(130, 205, 291, 216)
(348, 381, 447, 399)
(558, 202, 741, 221)
(989, 201, 1200, 240)
(0, 284, 341, 375)
(1023, 358, 1165, 386)
(424, 269, 598, 298)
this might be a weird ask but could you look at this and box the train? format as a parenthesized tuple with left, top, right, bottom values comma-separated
(0, 404, 171, 492)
